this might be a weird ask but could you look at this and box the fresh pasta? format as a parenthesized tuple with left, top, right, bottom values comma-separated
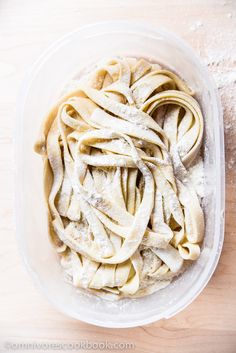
(35, 57, 204, 299)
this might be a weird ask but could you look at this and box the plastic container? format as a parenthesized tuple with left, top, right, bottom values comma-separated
(15, 21, 225, 328)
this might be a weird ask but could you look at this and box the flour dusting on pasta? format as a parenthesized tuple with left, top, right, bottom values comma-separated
(35, 57, 204, 299)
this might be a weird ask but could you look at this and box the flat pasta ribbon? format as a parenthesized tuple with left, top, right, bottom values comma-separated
(35, 56, 204, 299)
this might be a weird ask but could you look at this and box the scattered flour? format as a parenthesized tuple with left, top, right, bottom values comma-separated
(198, 17, 236, 179)
(211, 71, 236, 89)
(188, 156, 205, 198)
(190, 21, 203, 32)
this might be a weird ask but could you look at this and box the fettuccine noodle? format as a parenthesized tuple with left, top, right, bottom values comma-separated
(35, 57, 204, 299)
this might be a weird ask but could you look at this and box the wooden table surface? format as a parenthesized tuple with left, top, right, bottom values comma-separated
(0, 1, 236, 352)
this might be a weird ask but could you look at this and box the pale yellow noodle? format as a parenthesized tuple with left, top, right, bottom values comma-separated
(35, 56, 204, 299)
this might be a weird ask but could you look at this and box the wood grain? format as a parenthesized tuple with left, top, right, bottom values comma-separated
(0, 1, 235, 352)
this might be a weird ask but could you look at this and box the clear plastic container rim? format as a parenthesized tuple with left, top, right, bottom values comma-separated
(14, 20, 225, 328)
